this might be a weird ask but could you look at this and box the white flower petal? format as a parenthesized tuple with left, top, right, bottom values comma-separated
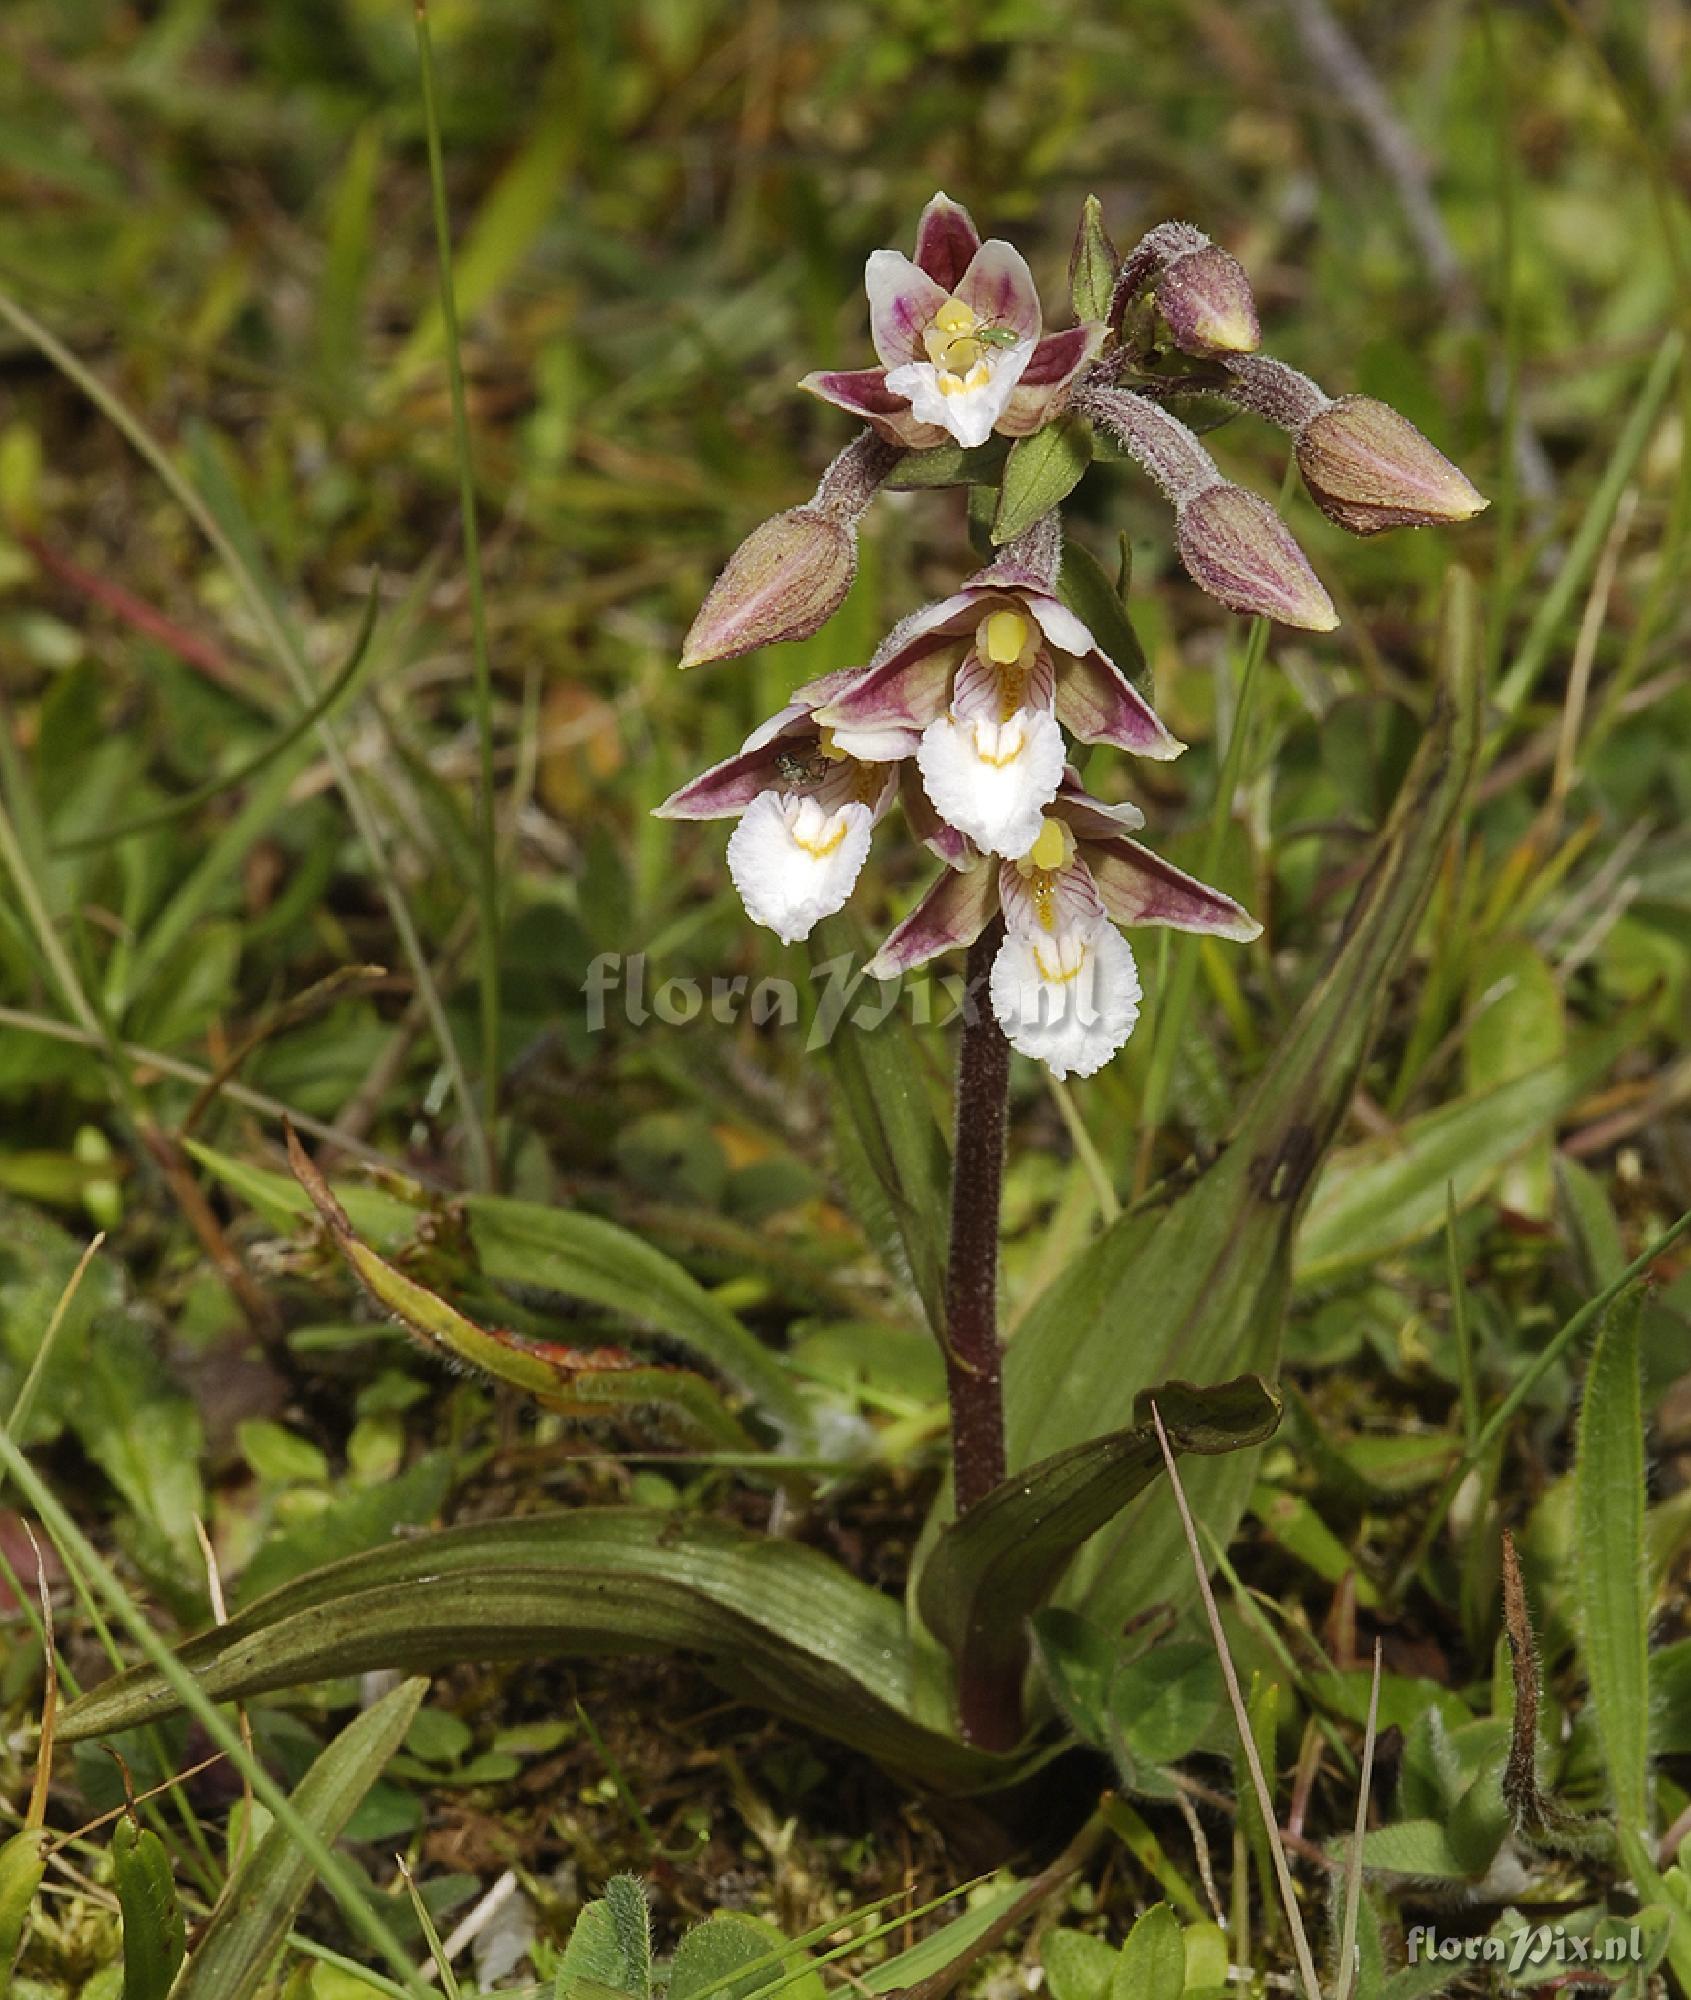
(727, 792, 873, 946)
(885, 339, 1035, 449)
(989, 922, 1141, 1079)
(917, 705, 1064, 858)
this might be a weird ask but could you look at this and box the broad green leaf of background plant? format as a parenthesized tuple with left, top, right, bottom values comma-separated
(0, 1830, 47, 1999)
(667, 1912, 824, 2000)
(1115, 1902, 1186, 1999)
(171, 1677, 425, 2000)
(1296, 1026, 1621, 1283)
(57, 1511, 1010, 1792)
(990, 567, 1481, 1636)
(917, 1375, 1279, 1729)
(111, 1814, 185, 2000)
(554, 1876, 653, 2000)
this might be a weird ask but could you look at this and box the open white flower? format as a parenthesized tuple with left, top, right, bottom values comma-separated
(867, 777, 1260, 1079)
(817, 563, 1181, 862)
(800, 194, 1105, 451)
(989, 818, 1140, 1078)
(656, 669, 904, 946)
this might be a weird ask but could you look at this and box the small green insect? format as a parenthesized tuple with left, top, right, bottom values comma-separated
(774, 748, 831, 787)
(975, 324, 1023, 350)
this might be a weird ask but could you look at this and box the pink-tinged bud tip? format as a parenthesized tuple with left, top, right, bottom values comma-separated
(1156, 244, 1261, 357)
(1296, 395, 1489, 537)
(680, 508, 857, 669)
(1177, 484, 1338, 631)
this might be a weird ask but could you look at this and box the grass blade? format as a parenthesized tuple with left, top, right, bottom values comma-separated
(172, 1678, 426, 2000)
(413, 0, 503, 1152)
(0, 1424, 430, 1996)
(1574, 1287, 1649, 1830)
(0, 281, 490, 1189)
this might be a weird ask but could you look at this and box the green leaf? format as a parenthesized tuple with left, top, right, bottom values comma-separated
(918, 1377, 1279, 1721)
(991, 567, 1482, 1637)
(1055, 535, 1151, 698)
(288, 1128, 761, 1453)
(1350, 1819, 1471, 1880)
(58, 1510, 1008, 1792)
(72, 1319, 205, 1577)
(235, 1451, 452, 1606)
(1575, 1287, 1649, 1829)
(881, 439, 1010, 490)
(188, 1132, 809, 1444)
(812, 915, 950, 1332)
(991, 416, 1093, 545)
(170, 1677, 425, 2000)
(1296, 1031, 1622, 1283)
(111, 1815, 185, 2000)
(1042, 1928, 1118, 2000)
(556, 1886, 650, 2000)
(1069, 196, 1118, 322)
(1109, 1645, 1223, 1772)
(668, 1913, 824, 2000)
(1113, 1906, 1183, 2000)
(0, 1829, 46, 1997)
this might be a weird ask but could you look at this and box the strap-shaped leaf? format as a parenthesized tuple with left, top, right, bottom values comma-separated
(170, 1676, 425, 2000)
(1576, 1286, 1649, 1829)
(919, 1376, 1279, 1714)
(993, 567, 1482, 1636)
(813, 913, 950, 1331)
(57, 1509, 1009, 1791)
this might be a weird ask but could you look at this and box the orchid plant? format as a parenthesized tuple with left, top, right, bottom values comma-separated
(60, 193, 1486, 1796)
(661, 190, 1484, 1528)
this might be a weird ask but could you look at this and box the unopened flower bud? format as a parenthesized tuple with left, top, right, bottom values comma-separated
(1296, 395, 1488, 536)
(680, 507, 857, 670)
(1177, 483, 1337, 631)
(1156, 244, 1260, 357)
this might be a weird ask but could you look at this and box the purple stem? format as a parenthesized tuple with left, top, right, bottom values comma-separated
(945, 917, 1020, 1750)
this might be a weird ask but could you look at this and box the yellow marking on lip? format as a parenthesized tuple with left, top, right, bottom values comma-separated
(970, 724, 1027, 769)
(794, 820, 849, 860)
(1033, 938, 1088, 984)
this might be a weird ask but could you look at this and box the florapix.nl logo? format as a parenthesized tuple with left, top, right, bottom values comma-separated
(1407, 1921, 1651, 1985)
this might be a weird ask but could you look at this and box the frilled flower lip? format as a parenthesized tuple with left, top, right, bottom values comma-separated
(799, 192, 1106, 450)
(811, 578, 1182, 762)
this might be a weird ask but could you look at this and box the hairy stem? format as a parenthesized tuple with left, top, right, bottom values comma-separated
(945, 918, 1017, 1750)
(946, 919, 1010, 1515)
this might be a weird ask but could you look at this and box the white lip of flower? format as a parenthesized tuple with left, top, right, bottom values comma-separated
(988, 814, 1142, 1078)
(726, 790, 876, 946)
(883, 296, 1036, 449)
(916, 607, 1063, 856)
